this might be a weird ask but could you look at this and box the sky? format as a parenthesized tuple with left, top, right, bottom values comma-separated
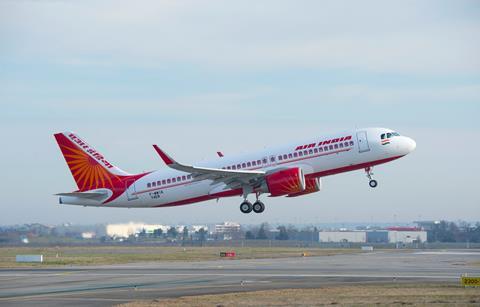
(0, 0, 479, 226)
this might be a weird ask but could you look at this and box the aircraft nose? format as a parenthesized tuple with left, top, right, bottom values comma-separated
(404, 137, 416, 153)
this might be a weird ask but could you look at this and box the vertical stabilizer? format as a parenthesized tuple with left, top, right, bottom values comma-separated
(54, 132, 130, 191)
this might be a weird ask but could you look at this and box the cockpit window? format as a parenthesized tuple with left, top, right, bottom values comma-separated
(381, 131, 401, 140)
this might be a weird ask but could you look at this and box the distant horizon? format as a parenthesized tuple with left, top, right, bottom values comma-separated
(1, 219, 476, 228)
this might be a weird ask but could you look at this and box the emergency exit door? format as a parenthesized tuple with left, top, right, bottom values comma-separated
(356, 131, 370, 153)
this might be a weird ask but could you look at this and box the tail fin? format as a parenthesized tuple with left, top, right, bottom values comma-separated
(54, 132, 130, 191)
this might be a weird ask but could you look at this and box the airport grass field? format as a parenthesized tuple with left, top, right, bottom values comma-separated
(120, 283, 480, 306)
(0, 246, 360, 267)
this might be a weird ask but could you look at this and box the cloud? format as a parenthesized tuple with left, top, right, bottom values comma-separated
(1, 0, 479, 74)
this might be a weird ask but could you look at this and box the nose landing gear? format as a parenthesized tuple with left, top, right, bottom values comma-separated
(365, 167, 378, 188)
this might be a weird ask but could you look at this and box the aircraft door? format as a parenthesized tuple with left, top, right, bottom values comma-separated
(125, 179, 139, 201)
(356, 131, 370, 153)
(269, 155, 277, 166)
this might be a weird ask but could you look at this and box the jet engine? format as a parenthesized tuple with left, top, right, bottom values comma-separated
(260, 167, 306, 197)
(287, 177, 321, 197)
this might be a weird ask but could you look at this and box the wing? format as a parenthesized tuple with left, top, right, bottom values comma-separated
(152, 145, 266, 190)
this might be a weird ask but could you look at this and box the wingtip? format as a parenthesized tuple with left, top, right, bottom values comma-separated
(152, 145, 175, 165)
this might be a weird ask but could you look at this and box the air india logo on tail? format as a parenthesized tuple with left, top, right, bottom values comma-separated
(67, 133, 114, 169)
(59, 141, 122, 191)
(55, 132, 150, 203)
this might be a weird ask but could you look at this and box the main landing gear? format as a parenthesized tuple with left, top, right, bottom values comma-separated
(240, 193, 265, 214)
(365, 167, 378, 188)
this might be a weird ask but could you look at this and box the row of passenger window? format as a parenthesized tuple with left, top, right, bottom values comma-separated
(277, 141, 354, 162)
(220, 140, 354, 171)
(222, 158, 267, 170)
(147, 140, 355, 189)
(147, 174, 193, 189)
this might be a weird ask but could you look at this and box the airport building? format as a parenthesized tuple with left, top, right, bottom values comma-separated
(319, 227, 427, 243)
(387, 227, 427, 243)
(106, 223, 169, 238)
(214, 222, 241, 240)
(319, 231, 367, 243)
(191, 225, 209, 232)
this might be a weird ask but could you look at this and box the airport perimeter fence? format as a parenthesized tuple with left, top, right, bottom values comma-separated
(2, 240, 480, 249)
(124, 240, 480, 249)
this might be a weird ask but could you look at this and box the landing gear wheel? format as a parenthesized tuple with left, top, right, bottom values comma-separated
(240, 201, 253, 214)
(252, 201, 265, 213)
(365, 167, 378, 188)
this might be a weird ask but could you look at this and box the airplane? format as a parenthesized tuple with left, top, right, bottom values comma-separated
(54, 128, 416, 213)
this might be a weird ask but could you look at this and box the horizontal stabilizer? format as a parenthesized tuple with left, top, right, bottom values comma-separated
(55, 191, 109, 200)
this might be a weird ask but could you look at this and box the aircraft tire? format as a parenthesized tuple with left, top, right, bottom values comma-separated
(240, 201, 253, 213)
(252, 201, 265, 213)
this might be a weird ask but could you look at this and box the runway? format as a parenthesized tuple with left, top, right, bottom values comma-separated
(1, 249, 479, 306)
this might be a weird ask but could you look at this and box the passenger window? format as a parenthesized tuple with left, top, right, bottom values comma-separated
(381, 133, 385, 140)
(339, 143, 344, 148)
(334, 144, 339, 149)
(147, 183, 151, 188)
(314, 148, 318, 153)
(187, 175, 192, 179)
(294, 152, 298, 157)
(303, 150, 308, 155)
(329, 145, 333, 150)
(309, 149, 313, 154)
(182, 176, 186, 181)
(167, 179, 171, 184)
(152, 182, 156, 187)
(242, 163, 246, 168)
(387, 133, 392, 138)
(278, 156, 283, 161)
(299, 151, 303, 157)
(270, 156, 275, 162)
(288, 153, 293, 159)
(349, 141, 354, 146)
(172, 178, 176, 183)
(237, 164, 241, 169)
(232, 165, 236, 170)
(252, 161, 256, 166)
(257, 159, 262, 165)
(319, 147, 323, 152)
(227, 166, 231, 169)
(283, 154, 287, 159)
(262, 158, 268, 164)
(324, 146, 328, 151)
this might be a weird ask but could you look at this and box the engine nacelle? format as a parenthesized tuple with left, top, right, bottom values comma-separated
(262, 167, 306, 197)
(287, 177, 321, 197)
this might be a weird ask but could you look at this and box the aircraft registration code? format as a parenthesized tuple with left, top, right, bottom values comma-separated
(461, 276, 480, 286)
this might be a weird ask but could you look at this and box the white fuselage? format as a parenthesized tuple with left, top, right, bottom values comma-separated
(77, 127, 415, 208)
